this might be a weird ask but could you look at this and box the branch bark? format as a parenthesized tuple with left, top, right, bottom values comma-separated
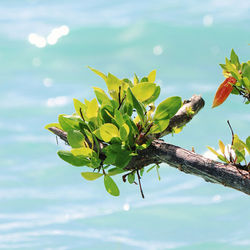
(48, 95, 250, 195)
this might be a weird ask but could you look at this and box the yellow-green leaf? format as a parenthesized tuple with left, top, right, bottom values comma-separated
(119, 123, 130, 141)
(44, 123, 62, 130)
(71, 147, 93, 157)
(150, 119, 169, 134)
(81, 172, 103, 181)
(218, 140, 225, 155)
(131, 82, 157, 104)
(85, 98, 99, 119)
(99, 123, 119, 142)
(148, 69, 156, 82)
(93, 87, 110, 104)
(104, 175, 120, 196)
(207, 146, 220, 157)
(154, 96, 182, 120)
(67, 130, 85, 148)
(88, 66, 107, 82)
(58, 150, 89, 166)
(73, 98, 86, 119)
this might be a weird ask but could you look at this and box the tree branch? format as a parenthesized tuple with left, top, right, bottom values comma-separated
(47, 95, 249, 195)
(125, 140, 250, 195)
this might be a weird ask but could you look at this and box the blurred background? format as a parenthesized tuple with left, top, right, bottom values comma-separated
(0, 0, 250, 249)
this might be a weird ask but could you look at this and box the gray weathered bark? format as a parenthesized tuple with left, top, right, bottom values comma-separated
(48, 95, 250, 195)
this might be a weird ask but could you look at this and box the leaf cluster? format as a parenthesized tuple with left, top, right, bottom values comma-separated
(207, 135, 250, 166)
(45, 68, 182, 196)
(220, 49, 250, 103)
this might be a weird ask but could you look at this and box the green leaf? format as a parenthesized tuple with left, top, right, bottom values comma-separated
(140, 168, 144, 176)
(242, 77, 250, 90)
(114, 110, 124, 127)
(225, 57, 241, 81)
(67, 130, 85, 148)
(131, 82, 158, 105)
(134, 74, 139, 84)
(85, 98, 99, 120)
(106, 73, 121, 100)
(88, 66, 107, 82)
(98, 123, 119, 142)
(230, 49, 240, 70)
(232, 134, 245, 153)
(218, 140, 225, 155)
(234, 149, 246, 164)
(93, 87, 110, 104)
(146, 165, 156, 173)
(73, 98, 86, 120)
(242, 62, 250, 81)
(127, 88, 145, 123)
(81, 172, 103, 181)
(71, 147, 94, 157)
(207, 146, 220, 157)
(153, 96, 182, 120)
(58, 114, 80, 132)
(108, 168, 126, 176)
(217, 155, 229, 163)
(44, 123, 62, 130)
(156, 165, 161, 181)
(119, 123, 130, 141)
(219, 64, 227, 70)
(150, 119, 169, 134)
(145, 86, 161, 105)
(104, 175, 120, 196)
(58, 150, 90, 166)
(128, 173, 135, 184)
(246, 136, 250, 153)
(141, 77, 148, 82)
(148, 69, 156, 82)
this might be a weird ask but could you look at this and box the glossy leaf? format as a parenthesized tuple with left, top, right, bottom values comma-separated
(88, 66, 107, 82)
(153, 96, 182, 120)
(218, 140, 225, 155)
(131, 82, 158, 104)
(230, 49, 240, 70)
(81, 172, 103, 181)
(108, 168, 126, 176)
(44, 123, 62, 130)
(104, 175, 120, 196)
(106, 73, 120, 100)
(58, 114, 80, 132)
(246, 136, 250, 153)
(85, 98, 99, 119)
(150, 119, 169, 134)
(212, 77, 237, 108)
(73, 98, 86, 119)
(148, 69, 156, 82)
(234, 149, 245, 164)
(71, 147, 93, 157)
(98, 123, 119, 142)
(127, 88, 145, 123)
(57, 150, 90, 166)
(67, 130, 85, 148)
(128, 173, 135, 184)
(242, 62, 250, 81)
(93, 87, 110, 104)
(207, 146, 220, 157)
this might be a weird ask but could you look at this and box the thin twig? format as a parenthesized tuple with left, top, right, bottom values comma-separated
(118, 94, 126, 110)
(118, 86, 121, 106)
(136, 169, 144, 199)
(227, 120, 234, 163)
(79, 108, 85, 121)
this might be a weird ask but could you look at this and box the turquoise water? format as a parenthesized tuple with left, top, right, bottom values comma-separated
(0, 0, 250, 249)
